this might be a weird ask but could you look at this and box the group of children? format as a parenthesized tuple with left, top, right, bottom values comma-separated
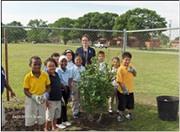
(23, 49, 137, 131)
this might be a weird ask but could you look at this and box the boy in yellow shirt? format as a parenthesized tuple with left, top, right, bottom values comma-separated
(116, 52, 137, 122)
(23, 56, 51, 130)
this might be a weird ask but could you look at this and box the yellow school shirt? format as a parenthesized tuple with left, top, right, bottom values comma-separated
(116, 63, 136, 93)
(23, 71, 50, 95)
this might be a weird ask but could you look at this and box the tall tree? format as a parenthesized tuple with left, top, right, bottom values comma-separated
(26, 19, 49, 43)
(50, 18, 75, 44)
(113, 8, 167, 48)
(100, 12, 118, 41)
(73, 12, 118, 44)
(6, 21, 26, 43)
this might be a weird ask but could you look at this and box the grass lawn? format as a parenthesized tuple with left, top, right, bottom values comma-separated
(1, 43, 179, 131)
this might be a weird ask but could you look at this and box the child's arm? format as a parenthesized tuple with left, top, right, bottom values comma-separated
(4, 79, 16, 98)
(117, 81, 129, 95)
(43, 85, 51, 100)
(128, 66, 137, 76)
(45, 84, 51, 94)
(68, 78, 72, 93)
(60, 82, 67, 90)
(60, 82, 69, 94)
(24, 88, 32, 98)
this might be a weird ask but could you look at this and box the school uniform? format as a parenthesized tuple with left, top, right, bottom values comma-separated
(56, 67, 71, 124)
(67, 60, 74, 70)
(46, 72, 62, 122)
(23, 71, 50, 126)
(108, 67, 119, 112)
(70, 64, 85, 116)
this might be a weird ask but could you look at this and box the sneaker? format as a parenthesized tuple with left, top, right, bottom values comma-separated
(73, 113, 79, 119)
(125, 113, 133, 120)
(117, 115, 124, 122)
(56, 124, 66, 129)
(62, 121, 71, 126)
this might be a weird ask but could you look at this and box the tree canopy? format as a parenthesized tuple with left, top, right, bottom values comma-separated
(50, 18, 75, 44)
(6, 21, 26, 43)
(113, 8, 167, 48)
(2, 8, 169, 45)
(26, 19, 49, 43)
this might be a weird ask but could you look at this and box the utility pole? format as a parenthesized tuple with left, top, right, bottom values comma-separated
(168, 20, 172, 47)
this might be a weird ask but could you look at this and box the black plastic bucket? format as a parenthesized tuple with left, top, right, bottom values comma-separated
(156, 96, 179, 121)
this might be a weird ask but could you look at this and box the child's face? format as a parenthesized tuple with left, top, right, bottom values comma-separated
(46, 61, 56, 74)
(66, 53, 72, 62)
(98, 54, 105, 62)
(122, 57, 131, 67)
(59, 59, 67, 69)
(52, 56, 59, 64)
(29, 59, 42, 73)
(112, 59, 120, 68)
(75, 56, 82, 67)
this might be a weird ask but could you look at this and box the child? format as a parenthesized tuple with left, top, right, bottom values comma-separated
(43, 52, 60, 72)
(70, 55, 85, 118)
(56, 55, 72, 129)
(1, 66, 16, 127)
(116, 52, 137, 122)
(97, 50, 106, 71)
(23, 56, 51, 131)
(44, 58, 64, 131)
(108, 57, 120, 114)
(63, 49, 75, 69)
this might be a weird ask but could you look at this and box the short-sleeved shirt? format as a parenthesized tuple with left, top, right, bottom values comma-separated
(42, 65, 47, 73)
(23, 71, 50, 95)
(111, 67, 118, 87)
(70, 65, 85, 82)
(99, 62, 106, 71)
(116, 63, 136, 93)
(67, 61, 74, 70)
(48, 72, 62, 101)
(1, 66, 5, 94)
(56, 67, 71, 87)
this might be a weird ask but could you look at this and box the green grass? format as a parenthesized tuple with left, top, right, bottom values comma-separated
(1, 43, 179, 103)
(1, 43, 179, 131)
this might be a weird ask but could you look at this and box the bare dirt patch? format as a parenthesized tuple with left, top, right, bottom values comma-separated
(2, 107, 118, 131)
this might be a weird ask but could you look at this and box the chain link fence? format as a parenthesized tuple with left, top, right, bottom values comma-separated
(1, 26, 179, 106)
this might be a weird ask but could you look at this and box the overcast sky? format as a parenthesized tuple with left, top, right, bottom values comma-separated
(2, 1, 179, 28)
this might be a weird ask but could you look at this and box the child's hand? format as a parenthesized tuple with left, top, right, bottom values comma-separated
(61, 97, 65, 106)
(31, 94, 42, 104)
(46, 100, 51, 109)
(43, 92, 49, 100)
(122, 86, 129, 95)
(10, 91, 16, 98)
(128, 66, 136, 74)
